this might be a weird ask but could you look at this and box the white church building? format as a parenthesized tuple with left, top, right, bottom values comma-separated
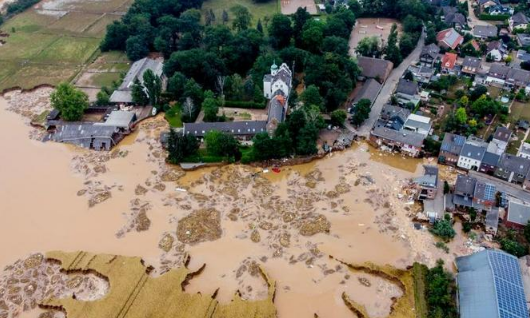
(263, 62, 293, 132)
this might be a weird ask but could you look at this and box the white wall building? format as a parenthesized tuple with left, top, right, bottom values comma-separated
(263, 62, 292, 99)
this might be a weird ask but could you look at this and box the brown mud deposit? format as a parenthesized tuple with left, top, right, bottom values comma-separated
(0, 89, 470, 317)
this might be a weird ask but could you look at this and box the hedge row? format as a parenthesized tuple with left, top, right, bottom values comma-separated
(223, 100, 267, 109)
(479, 14, 510, 21)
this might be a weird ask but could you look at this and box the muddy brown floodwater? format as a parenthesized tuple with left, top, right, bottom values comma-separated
(0, 92, 457, 318)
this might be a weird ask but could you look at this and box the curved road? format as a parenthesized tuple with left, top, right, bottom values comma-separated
(352, 30, 426, 137)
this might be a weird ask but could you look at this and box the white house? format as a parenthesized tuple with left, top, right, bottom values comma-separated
(457, 137, 488, 170)
(518, 142, 530, 159)
(402, 114, 432, 136)
(263, 62, 292, 99)
(509, 12, 529, 32)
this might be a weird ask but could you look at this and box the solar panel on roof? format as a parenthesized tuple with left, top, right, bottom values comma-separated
(484, 184, 496, 201)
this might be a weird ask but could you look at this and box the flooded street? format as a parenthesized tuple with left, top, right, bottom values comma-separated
(0, 91, 456, 317)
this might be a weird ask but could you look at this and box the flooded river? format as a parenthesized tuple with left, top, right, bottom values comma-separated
(0, 93, 441, 317)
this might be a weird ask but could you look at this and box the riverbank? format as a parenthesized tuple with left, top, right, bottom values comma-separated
(0, 89, 474, 317)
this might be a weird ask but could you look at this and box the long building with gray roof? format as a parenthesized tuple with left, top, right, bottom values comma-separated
(456, 249, 528, 318)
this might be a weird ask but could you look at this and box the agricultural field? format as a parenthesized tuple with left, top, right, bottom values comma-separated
(0, 0, 132, 91)
(201, 0, 279, 27)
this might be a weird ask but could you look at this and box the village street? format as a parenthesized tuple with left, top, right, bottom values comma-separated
(353, 30, 425, 137)
(461, 0, 491, 29)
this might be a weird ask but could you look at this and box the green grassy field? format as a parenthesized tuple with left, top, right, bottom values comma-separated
(201, 0, 279, 27)
(510, 101, 530, 123)
(0, 0, 132, 91)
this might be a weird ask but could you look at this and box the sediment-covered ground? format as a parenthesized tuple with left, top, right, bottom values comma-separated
(0, 89, 475, 317)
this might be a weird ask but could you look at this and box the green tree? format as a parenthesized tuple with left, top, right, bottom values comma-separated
(50, 83, 89, 121)
(458, 96, 469, 107)
(268, 14, 293, 49)
(356, 36, 380, 57)
(524, 221, 530, 243)
(301, 20, 325, 53)
(425, 260, 458, 318)
(205, 130, 240, 157)
(131, 78, 148, 105)
(96, 90, 110, 106)
(299, 85, 324, 110)
(125, 35, 149, 61)
(142, 69, 162, 106)
(350, 98, 371, 126)
(168, 72, 188, 100)
(222, 9, 229, 24)
(230, 5, 252, 31)
(430, 218, 456, 241)
(322, 36, 349, 56)
(330, 109, 347, 127)
(455, 107, 467, 126)
(443, 181, 450, 194)
(296, 123, 319, 155)
(167, 129, 199, 163)
(468, 207, 477, 222)
(500, 238, 528, 257)
(292, 6, 311, 44)
(385, 23, 402, 65)
(252, 132, 275, 160)
(202, 90, 220, 122)
(256, 19, 263, 33)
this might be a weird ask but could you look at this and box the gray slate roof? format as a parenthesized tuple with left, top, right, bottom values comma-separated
(482, 151, 501, 166)
(493, 126, 512, 142)
(396, 79, 418, 96)
(456, 249, 528, 318)
(52, 123, 117, 142)
(517, 34, 530, 47)
(183, 121, 267, 137)
(440, 133, 466, 155)
(506, 68, 530, 85)
(508, 200, 530, 225)
(473, 25, 498, 38)
(415, 165, 439, 188)
(446, 12, 466, 26)
(511, 12, 529, 26)
(455, 175, 477, 196)
(371, 126, 425, 147)
(498, 153, 530, 175)
(353, 78, 381, 104)
(357, 56, 393, 82)
(421, 43, 440, 59)
(463, 56, 482, 68)
(474, 181, 496, 201)
(460, 142, 487, 161)
(95, 111, 135, 128)
(488, 63, 510, 78)
(110, 58, 164, 103)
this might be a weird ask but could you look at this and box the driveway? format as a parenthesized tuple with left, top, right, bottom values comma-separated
(354, 30, 426, 137)
(462, 0, 491, 29)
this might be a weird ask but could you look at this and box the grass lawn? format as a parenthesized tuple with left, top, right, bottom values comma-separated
(509, 101, 530, 124)
(506, 130, 526, 155)
(47, 12, 103, 34)
(90, 72, 123, 87)
(0, 10, 60, 33)
(201, 0, 279, 27)
(412, 263, 429, 318)
(0, 32, 59, 60)
(165, 105, 183, 128)
(33, 36, 100, 63)
(0, 64, 80, 90)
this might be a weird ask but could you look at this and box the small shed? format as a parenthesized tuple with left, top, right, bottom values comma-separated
(96, 110, 136, 132)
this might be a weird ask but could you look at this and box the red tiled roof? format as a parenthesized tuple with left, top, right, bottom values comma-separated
(441, 53, 458, 69)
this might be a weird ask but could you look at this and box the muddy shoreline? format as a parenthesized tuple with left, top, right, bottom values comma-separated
(0, 89, 474, 318)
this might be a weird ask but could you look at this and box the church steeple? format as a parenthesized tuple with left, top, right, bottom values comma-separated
(271, 60, 278, 76)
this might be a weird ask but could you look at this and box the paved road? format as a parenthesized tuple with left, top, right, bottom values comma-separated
(354, 30, 426, 137)
(462, 0, 490, 29)
(469, 170, 530, 203)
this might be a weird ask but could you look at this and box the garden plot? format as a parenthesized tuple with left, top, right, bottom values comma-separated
(280, 0, 316, 15)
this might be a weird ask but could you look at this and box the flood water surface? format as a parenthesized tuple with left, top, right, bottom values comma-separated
(0, 94, 430, 318)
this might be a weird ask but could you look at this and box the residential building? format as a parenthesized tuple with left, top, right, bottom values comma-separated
(407, 65, 435, 84)
(352, 78, 381, 106)
(517, 119, 530, 131)
(457, 137, 488, 170)
(479, 152, 501, 175)
(487, 126, 512, 155)
(445, 12, 467, 30)
(369, 127, 425, 157)
(419, 43, 440, 67)
(494, 153, 530, 184)
(516, 33, 530, 47)
(357, 56, 393, 83)
(473, 181, 497, 210)
(486, 63, 510, 86)
(439, 133, 466, 166)
(461, 56, 482, 75)
(414, 165, 439, 200)
(509, 12, 529, 32)
(516, 50, 530, 63)
(456, 249, 529, 318)
(505, 68, 530, 90)
(395, 79, 420, 106)
(486, 41, 506, 62)
(110, 58, 165, 104)
(440, 52, 458, 74)
(518, 142, 530, 159)
(453, 174, 477, 209)
(378, 104, 411, 131)
(487, 4, 514, 15)
(403, 113, 432, 136)
(183, 121, 268, 139)
(473, 25, 498, 39)
(505, 199, 530, 229)
(478, 0, 500, 9)
(50, 124, 119, 151)
(436, 28, 464, 50)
